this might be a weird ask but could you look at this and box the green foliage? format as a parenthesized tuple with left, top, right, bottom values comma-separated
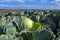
(20, 31, 33, 40)
(33, 30, 53, 40)
(0, 35, 23, 40)
(58, 21, 60, 27)
(0, 16, 6, 26)
(0, 35, 14, 40)
(31, 22, 42, 31)
(0, 10, 60, 40)
(26, 32, 33, 40)
(5, 23, 17, 36)
(20, 17, 33, 30)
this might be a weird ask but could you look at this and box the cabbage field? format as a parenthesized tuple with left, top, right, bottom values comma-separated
(0, 10, 60, 40)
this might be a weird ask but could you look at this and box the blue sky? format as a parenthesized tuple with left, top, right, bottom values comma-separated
(0, 0, 60, 9)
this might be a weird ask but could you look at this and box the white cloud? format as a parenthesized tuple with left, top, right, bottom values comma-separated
(0, 4, 16, 7)
(0, 0, 22, 2)
(0, 4, 8, 7)
(0, 0, 25, 3)
(54, 0, 60, 5)
(54, 0, 60, 2)
(40, 0, 48, 2)
(26, 0, 33, 2)
(50, 1, 54, 3)
(0, 0, 38, 3)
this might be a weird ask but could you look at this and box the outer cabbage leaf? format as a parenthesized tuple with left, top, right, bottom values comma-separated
(0, 35, 14, 40)
(5, 23, 17, 36)
(33, 26, 56, 40)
